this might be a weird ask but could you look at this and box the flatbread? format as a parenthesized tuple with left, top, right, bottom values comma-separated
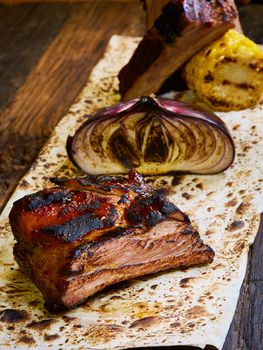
(0, 35, 262, 350)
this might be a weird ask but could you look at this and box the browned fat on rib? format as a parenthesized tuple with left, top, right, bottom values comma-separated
(119, 0, 237, 100)
(142, 0, 242, 32)
(10, 171, 214, 311)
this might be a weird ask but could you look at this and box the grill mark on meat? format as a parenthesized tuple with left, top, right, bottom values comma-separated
(117, 194, 129, 205)
(57, 200, 102, 218)
(42, 213, 104, 242)
(76, 201, 101, 211)
(42, 207, 118, 243)
(147, 211, 164, 226)
(26, 190, 72, 210)
(71, 244, 93, 259)
(161, 200, 180, 216)
(181, 227, 197, 235)
(126, 191, 181, 227)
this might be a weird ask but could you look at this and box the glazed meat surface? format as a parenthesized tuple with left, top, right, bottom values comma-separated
(119, 0, 237, 100)
(10, 170, 214, 311)
(141, 0, 242, 32)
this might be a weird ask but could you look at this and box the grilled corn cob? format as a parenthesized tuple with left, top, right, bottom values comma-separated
(184, 29, 263, 111)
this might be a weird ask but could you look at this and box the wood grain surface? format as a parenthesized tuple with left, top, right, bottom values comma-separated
(0, 2, 262, 349)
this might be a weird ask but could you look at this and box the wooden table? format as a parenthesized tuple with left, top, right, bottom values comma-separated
(0, 2, 262, 349)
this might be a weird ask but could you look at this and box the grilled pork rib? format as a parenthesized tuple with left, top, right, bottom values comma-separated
(10, 170, 214, 310)
(119, 0, 237, 100)
(141, 0, 242, 32)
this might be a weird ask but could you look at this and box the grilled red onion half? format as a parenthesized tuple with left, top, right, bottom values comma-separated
(67, 96, 235, 175)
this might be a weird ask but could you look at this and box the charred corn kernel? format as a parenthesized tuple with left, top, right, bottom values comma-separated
(184, 29, 263, 111)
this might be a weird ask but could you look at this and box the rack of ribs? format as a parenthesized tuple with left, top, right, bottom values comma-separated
(9, 170, 214, 311)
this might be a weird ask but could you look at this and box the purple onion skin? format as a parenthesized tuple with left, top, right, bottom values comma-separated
(71, 96, 232, 139)
(67, 96, 235, 176)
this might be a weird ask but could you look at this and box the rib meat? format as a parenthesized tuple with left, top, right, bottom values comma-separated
(141, 0, 242, 32)
(119, 0, 237, 100)
(9, 170, 214, 311)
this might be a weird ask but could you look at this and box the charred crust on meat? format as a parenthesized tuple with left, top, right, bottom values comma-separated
(206, 245, 215, 256)
(183, 213, 190, 223)
(107, 207, 119, 226)
(126, 192, 179, 226)
(71, 243, 93, 259)
(160, 200, 178, 216)
(126, 191, 181, 227)
(42, 213, 103, 242)
(57, 201, 101, 218)
(42, 207, 118, 243)
(118, 194, 129, 205)
(147, 211, 164, 226)
(77, 201, 101, 211)
(181, 227, 196, 235)
(57, 207, 70, 218)
(128, 169, 147, 187)
(26, 190, 72, 210)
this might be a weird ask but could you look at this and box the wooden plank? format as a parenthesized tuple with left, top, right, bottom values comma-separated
(0, 4, 76, 115)
(222, 215, 263, 350)
(0, 1, 144, 210)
